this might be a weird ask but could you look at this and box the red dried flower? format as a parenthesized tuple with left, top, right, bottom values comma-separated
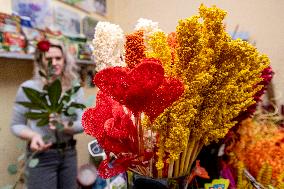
(82, 91, 138, 154)
(94, 58, 165, 114)
(37, 40, 50, 52)
(82, 91, 141, 179)
(144, 77, 184, 121)
(94, 58, 184, 119)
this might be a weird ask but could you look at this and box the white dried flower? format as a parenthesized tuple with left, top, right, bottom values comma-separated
(134, 18, 162, 53)
(92, 21, 126, 72)
(134, 18, 160, 36)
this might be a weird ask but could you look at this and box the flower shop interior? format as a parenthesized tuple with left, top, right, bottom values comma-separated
(0, 0, 284, 189)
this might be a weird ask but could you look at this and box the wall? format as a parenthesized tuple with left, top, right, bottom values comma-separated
(0, 0, 104, 186)
(0, 60, 33, 187)
(109, 0, 284, 105)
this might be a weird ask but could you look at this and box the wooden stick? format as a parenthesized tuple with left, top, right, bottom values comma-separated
(168, 160, 174, 178)
(184, 143, 204, 189)
(149, 158, 153, 178)
(179, 139, 189, 176)
(135, 113, 144, 155)
(195, 143, 204, 160)
(186, 140, 200, 175)
(149, 128, 154, 178)
(136, 165, 146, 176)
(141, 166, 149, 176)
(158, 169, 163, 178)
(183, 139, 195, 175)
(128, 168, 141, 175)
(174, 158, 180, 177)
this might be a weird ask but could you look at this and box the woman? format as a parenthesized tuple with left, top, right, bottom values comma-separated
(10, 39, 84, 189)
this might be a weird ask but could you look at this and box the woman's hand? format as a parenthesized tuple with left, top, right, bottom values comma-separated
(17, 128, 52, 152)
(30, 133, 52, 152)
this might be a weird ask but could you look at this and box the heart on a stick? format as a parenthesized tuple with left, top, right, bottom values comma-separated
(94, 58, 165, 114)
(94, 58, 184, 120)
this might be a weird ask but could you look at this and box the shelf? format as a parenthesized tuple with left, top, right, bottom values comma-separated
(0, 52, 33, 60)
(0, 52, 95, 65)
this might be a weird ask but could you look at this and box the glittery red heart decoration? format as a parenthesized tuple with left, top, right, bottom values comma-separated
(82, 91, 114, 140)
(82, 91, 138, 154)
(94, 58, 164, 114)
(144, 78, 184, 121)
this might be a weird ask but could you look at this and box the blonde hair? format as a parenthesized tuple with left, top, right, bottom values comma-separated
(33, 39, 79, 91)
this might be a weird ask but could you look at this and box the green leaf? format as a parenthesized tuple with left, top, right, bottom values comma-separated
(0, 184, 14, 189)
(60, 95, 71, 105)
(69, 102, 86, 109)
(73, 86, 81, 94)
(16, 101, 44, 110)
(17, 153, 25, 162)
(66, 86, 80, 96)
(25, 112, 49, 120)
(37, 117, 49, 127)
(47, 79, 62, 110)
(28, 158, 39, 168)
(65, 88, 72, 96)
(7, 164, 17, 175)
(55, 102, 64, 113)
(61, 85, 80, 103)
(40, 93, 49, 108)
(22, 87, 47, 109)
(67, 107, 77, 115)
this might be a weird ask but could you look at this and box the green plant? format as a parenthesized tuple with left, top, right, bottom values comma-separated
(17, 62, 86, 129)
(17, 78, 85, 128)
(1, 142, 39, 189)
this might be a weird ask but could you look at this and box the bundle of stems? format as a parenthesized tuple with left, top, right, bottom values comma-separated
(166, 137, 203, 178)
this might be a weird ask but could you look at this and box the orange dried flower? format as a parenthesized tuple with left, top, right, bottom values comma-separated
(125, 30, 146, 69)
(167, 32, 178, 63)
(229, 118, 284, 183)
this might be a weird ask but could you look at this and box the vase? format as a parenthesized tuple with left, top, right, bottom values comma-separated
(127, 172, 187, 189)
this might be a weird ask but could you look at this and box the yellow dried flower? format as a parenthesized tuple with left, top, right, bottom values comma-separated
(152, 4, 270, 170)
